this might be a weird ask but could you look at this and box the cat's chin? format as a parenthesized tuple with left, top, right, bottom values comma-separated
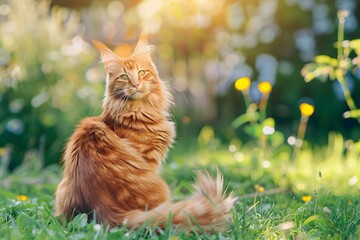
(129, 91, 149, 100)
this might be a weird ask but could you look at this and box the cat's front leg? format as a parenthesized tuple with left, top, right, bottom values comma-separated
(139, 120, 175, 170)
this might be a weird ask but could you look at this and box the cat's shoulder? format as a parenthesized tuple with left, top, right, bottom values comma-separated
(76, 116, 103, 127)
(73, 116, 110, 137)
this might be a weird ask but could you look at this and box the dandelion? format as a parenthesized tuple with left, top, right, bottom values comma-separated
(299, 103, 314, 117)
(257, 82, 272, 94)
(235, 77, 252, 110)
(301, 195, 312, 203)
(182, 116, 191, 124)
(169, 237, 180, 240)
(257, 81, 272, 122)
(293, 102, 315, 159)
(298, 103, 314, 138)
(254, 184, 265, 193)
(235, 77, 251, 92)
(253, 184, 265, 214)
(17, 195, 28, 201)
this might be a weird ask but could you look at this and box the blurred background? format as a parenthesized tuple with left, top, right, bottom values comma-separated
(0, 0, 360, 171)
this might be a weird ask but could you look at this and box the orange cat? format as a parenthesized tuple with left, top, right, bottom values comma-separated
(54, 32, 235, 232)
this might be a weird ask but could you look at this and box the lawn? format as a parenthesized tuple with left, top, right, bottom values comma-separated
(1, 137, 359, 239)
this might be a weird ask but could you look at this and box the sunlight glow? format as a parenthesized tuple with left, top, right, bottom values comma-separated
(348, 176, 358, 186)
(263, 126, 275, 135)
(287, 136, 296, 145)
(234, 152, 244, 162)
(228, 144, 237, 153)
(263, 160, 271, 168)
(135, 0, 225, 30)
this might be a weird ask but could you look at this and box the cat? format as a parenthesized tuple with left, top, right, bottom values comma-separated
(54, 32, 236, 232)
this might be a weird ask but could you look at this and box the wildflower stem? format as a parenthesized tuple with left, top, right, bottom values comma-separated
(337, 11, 345, 62)
(293, 115, 308, 159)
(258, 94, 270, 154)
(337, 75, 356, 110)
(253, 191, 258, 215)
(338, 76, 360, 124)
(336, 10, 360, 123)
(242, 197, 246, 232)
(242, 90, 251, 110)
(259, 94, 269, 122)
(243, 93, 257, 126)
(297, 116, 308, 140)
(260, 134, 267, 154)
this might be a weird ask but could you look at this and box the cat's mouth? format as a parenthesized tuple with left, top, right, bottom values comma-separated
(129, 89, 148, 100)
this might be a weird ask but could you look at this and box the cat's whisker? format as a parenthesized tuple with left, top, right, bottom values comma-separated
(115, 95, 129, 115)
(162, 75, 182, 83)
(170, 86, 189, 106)
(91, 101, 103, 116)
(119, 96, 129, 113)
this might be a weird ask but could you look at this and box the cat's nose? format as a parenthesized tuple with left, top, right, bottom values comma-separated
(133, 83, 140, 89)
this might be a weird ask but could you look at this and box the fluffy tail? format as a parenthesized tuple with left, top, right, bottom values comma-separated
(123, 171, 236, 232)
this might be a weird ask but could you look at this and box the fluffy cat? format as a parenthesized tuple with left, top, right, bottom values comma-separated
(54, 32, 235, 232)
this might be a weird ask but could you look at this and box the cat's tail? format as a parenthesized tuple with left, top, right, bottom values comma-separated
(122, 171, 236, 232)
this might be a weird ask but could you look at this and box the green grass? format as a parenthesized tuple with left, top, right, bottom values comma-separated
(1, 138, 360, 239)
(1, 181, 359, 239)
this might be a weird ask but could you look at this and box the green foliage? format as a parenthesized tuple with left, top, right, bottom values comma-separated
(227, 9, 360, 197)
(301, 10, 360, 124)
(344, 109, 360, 119)
(171, 131, 360, 196)
(0, 157, 359, 239)
(0, 0, 102, 168)
(301, 55, 338, 82)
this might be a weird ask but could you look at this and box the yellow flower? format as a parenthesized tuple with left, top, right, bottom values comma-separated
(258, 82, 272, 94)
(299, 103, 314, 117)
(17, 195, 28, 202)
(254, 184, 265, 193)
(182, 116, 191, 124)
(169, 237, 180, 240)
(301, 195, 312, 203)
(235, 77, 251, 91)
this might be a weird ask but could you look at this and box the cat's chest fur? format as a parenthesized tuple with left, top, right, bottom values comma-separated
(103, 111, 175, 167)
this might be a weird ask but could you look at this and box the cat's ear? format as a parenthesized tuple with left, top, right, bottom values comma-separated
(93, 40, 120, 75)
(132, 30, 153, 60)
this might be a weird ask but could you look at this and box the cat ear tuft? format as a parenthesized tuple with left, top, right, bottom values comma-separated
(92, 40, 108, 52)
(92, 40, 120, 75)
(132, 30, 154, 60)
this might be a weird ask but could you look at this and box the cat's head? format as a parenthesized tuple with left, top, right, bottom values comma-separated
(94, 32, 162, 102)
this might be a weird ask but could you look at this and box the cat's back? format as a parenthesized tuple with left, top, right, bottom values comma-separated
(68, 116, 107, 144)
(63, 116, 117, 162)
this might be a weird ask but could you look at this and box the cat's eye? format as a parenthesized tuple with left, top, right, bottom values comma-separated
(120, 74, 129, 81)
(138, 70, 145, 77)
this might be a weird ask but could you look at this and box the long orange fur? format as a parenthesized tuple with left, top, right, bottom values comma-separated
(55, 32, 236, 232)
